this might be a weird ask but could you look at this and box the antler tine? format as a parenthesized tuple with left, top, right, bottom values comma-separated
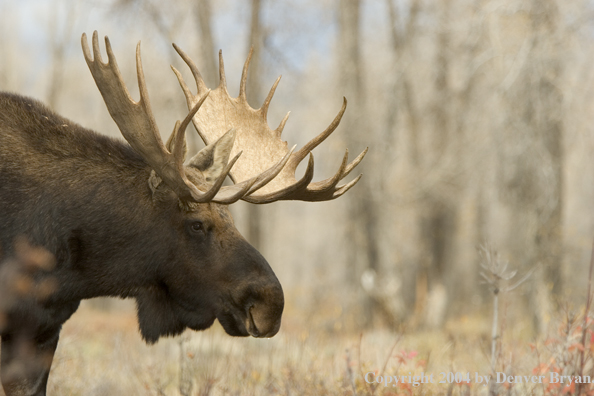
(166, 120, 187, 161)
(218, 50, 227, 89)
(242, 154, 316, 204)
(167, 95, 210, 162)
(261, 76, 281, 123)
(171, 66, 192, 103)
(275, 111, 290, 138)
(90, 31, 104, 64)
(307, 150, 350, 191)
(238, 47, 253, 102)
(330, 174, 363, 200)
(134, 42, 152, 116)
(213, 146, 294, 204)
(342, 147, 368, 179)
(293, 98, 347, 163)
(211, 178, 257, 204)
(172, 43, 209, 95)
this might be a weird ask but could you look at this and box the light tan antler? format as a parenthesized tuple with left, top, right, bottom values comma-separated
(172, 46, 368, 203)
(82, 31, 292, 204)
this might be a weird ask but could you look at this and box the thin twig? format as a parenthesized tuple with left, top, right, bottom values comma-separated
(577, 239, 594, 396)
(491, 288, 499, 371)
(345, 348, 358, 396)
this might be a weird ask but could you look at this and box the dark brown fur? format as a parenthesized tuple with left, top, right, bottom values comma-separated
(0, 92, 283, 396)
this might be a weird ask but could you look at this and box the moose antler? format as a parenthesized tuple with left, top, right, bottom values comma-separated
(172, 46, 368, 203)
(82, 32, 292, 204)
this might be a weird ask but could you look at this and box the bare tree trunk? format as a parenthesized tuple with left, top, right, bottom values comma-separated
(530, 0, 564, 330)
(0, 2, 11, 90)
(531, 0, 564, 297)
(384, 0, 421, 317)
(247, 0, 263, 101)
(338, 0, 379, 328)
(244, 0, 265, 250)
(497, 0, 563, 332)
(46, 1, 76, 109)
(194, 0, 217, 87)
(185, 0, 218, 157)
(419, 0, 454, 328)
(385, 0, 421, 165)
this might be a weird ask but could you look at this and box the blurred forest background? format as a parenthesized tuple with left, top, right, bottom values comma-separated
(2, 0, 594, 337)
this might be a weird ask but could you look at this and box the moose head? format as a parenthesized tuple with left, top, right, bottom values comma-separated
(0, 31, 366, 396)
(80, 31, 366, 341)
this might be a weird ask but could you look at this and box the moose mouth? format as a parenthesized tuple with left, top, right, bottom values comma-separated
(215, 304, 272, 338)
(167, 292, 275, 338)
(216, 305, 254, 337)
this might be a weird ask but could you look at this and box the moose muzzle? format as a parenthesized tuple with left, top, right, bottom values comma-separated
(245, 284, 284, 338)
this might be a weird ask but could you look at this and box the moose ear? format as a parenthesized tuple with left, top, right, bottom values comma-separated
(188, 128, 236, 185)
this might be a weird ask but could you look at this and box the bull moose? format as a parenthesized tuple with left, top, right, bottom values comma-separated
(0, 31, 366, 395)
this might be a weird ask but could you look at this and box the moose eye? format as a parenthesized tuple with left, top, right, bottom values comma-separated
(190, 221, 204, 233)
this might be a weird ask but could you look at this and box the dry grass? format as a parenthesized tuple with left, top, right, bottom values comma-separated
(0, 301, 527, 396)
(2, 296, 594, 395)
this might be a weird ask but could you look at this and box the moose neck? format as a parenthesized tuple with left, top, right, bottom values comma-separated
(0, 94, 174, 303)
(46, 142, 174, 302)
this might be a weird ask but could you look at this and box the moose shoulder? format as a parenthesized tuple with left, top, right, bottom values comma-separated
(0, 31, 366, 396)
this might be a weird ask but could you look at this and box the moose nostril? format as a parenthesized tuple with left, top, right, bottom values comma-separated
(247, 306, 260, 337)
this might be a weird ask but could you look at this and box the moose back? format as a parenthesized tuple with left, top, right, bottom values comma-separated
(0, 31, 366, 396)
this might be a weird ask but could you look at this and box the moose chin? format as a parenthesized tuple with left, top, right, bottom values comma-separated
(0, 31, 366, 396)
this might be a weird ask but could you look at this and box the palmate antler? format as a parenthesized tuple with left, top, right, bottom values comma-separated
(172, 47, 368, 203)
(81, 31, 292, 204)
